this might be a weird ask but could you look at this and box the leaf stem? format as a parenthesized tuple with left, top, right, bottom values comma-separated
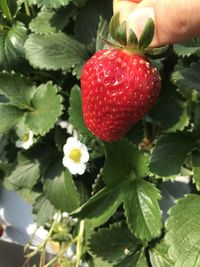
(43, 237, 78, 267)
(75, 220, 85, 267)
(24, 0, 31, 17)
(25, 213, 60, 259)
(0, 0, 13, 22)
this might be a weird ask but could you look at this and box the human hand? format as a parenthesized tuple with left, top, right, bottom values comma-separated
(113, 0, 200, 47)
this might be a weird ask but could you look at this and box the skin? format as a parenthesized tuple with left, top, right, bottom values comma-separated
(113, 0, 200, 47)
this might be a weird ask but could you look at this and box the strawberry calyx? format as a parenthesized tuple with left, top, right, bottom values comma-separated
(109, 12, 172, 59)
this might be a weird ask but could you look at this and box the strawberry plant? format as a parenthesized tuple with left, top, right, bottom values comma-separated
(0, 0, 200, 266)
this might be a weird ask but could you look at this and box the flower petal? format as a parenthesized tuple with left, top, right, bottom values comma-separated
(80, 145, 90, 163)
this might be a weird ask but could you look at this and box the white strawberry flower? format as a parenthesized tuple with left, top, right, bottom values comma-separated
(15, 129, 34, 150)
(62, 137, 89, 175)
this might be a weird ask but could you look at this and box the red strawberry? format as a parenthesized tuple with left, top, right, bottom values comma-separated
(81, 48, 161, 142)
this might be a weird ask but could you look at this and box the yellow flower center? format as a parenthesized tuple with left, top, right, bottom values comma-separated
(69, 148, 82, 163)
(23, 133, 30, 142)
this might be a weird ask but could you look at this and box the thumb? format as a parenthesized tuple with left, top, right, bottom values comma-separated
(119, 0, 200, 47)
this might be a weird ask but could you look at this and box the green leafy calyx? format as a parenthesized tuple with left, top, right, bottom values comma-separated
(108, 14, 170, 58)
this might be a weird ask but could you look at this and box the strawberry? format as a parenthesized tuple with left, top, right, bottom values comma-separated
(80, 15, 169, 142)
(81, 48, 161, 141)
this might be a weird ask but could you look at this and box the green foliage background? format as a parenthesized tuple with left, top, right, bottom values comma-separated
(1, 0, 200, 266)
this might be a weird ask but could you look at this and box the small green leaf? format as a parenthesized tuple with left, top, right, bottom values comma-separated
(25, 82, 63, 136)
(193, 105, 200, 133)
(150, 132, 196, 177)
(29, 8, 73, 35)
(126, 122, 144, 145)
(74, 0, 112, 51)
(88, 223, 140, 263)
(44, 168, 81, 212)
(72, 184, 124, 228)
(68, 85, 90, 135)
(33, 195, 55, 226)
(114, 250, 148, 267)
(138, 18, 154, 49)
(103, 139, 149, 186)
(92, 257, 112, 267)
(17, 188, 40, 204)
(115, 21, 127, 46)
(30, 0, 71, 8)
(165, 194, 200, 267)
(4, 152, 41, 190)
(55, 126, 67, 152)
(96, 16, 109, 51)
(0, 22, 27, 69)
(72, 178, 161, 240)
(172, 62, 200, 91)
(24, 33, 88, 73)
(192, 151, 200, 190)
(149, 242, 174, 267)
(0, 73, 36, 110)
(109, 12, 120, 40)
(123, 180, 162, 241)
(173, 38, 200, 57)
(0, 104, 24, 133)
(150, 99, 189, 132)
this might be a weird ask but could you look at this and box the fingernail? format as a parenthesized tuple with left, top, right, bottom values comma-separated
(127, 7, 155, 39)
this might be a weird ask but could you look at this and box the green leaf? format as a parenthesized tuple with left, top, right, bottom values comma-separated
(150, 132, 196, 177)
(150, 80, 189, 132)
(159, 180, 191, 221)
(165, 194, 200, 267)
(0, 22, 27, 69)
(25, 82, 63, 136)
(96, 16, 109, 51)
(74, 0, 112, 51)
(167, 103, 189, 132)
(24, 33, 88, 73)
(173, 38, 200, 57)
(44, 168, 81, 212)
(17, 188, 40, 204)
(4, 152, 40, 190)
(172, 62, 200, 91)
(150, 99, 189, 132)
(92, 257, 112, 267)
(54, 126, 67, 152)
(138, 18, 154, 49)
(124, 180, 162, 241)
(72, 184, 124, 228)
(33, 195, 55, 226)
(29, 7, 74, 35)
(192, 151, 200, 190)
(88, 223, 140, 263)
(193, 105, 200, 132)
(30, 0, 71, 8)
(68, 85, 90, 135)
(114, 250, 148, 267)
(73, 178, 161, 241)
(0, 104, 24, 132)
(0, 73, 36, 109)
(126, 122, 144, 145)
(149, 242, 174, 267)
(103, 139, 149, 186)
